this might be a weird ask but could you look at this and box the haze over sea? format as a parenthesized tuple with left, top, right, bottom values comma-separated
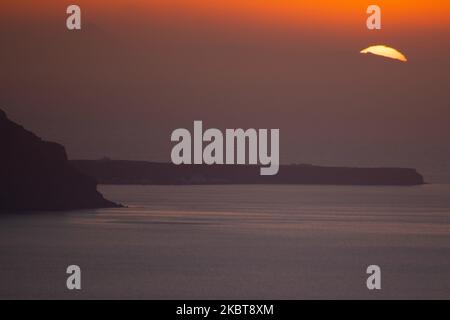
(1, 184, 449, 299)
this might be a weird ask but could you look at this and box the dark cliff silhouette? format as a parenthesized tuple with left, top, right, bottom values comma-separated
(0, 109, 119, 212)
(71, 160, 425, 186)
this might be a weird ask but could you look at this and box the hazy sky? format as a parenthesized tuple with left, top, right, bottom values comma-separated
(1, 1, 450, 181)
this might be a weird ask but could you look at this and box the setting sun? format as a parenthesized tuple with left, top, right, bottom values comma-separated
(360, 45, 408, 62)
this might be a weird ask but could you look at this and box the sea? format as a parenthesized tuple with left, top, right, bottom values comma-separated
(0, 184, 449, 299)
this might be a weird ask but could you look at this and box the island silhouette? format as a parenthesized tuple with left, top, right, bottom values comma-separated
(0, 108, 425, 213)
(0, 109, 119, 212)
(71, 160, 424, 186)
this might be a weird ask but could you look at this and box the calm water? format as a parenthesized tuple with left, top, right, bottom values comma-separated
(1, 184, 449, 299)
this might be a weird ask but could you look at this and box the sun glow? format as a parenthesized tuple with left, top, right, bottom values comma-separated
(360, 45, 408, 62)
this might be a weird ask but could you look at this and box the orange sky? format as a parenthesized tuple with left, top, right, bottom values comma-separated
(2, 0, 450, 175)
(148, 0, 450, 28)
(3, 0, 450, 31)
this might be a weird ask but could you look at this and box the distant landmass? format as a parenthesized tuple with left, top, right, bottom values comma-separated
(71, 160, 425, 186)
(0, 109, 119, 212)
